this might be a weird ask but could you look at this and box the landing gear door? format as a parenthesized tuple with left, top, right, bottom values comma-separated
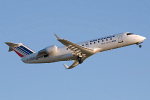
(118, 35, 123, 43)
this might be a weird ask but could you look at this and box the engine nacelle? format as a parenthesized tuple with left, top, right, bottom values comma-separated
(45, 45, 58, 54)
(37, 45, 58, 57)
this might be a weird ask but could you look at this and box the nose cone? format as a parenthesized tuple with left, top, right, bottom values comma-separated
(137, 35, 146, 43)
(135, 35, 146, 43)
(142, 36, 146, 41)
(139, 36, 146, 42)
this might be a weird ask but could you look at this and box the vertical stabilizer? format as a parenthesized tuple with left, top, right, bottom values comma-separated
(5, 42, 35, 57)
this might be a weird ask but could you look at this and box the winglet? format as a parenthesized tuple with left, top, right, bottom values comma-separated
(54, 34, 61, 40)
(63, 64, 69, 69)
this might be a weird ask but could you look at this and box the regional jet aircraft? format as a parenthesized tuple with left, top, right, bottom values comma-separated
(5, 32, 146, 69)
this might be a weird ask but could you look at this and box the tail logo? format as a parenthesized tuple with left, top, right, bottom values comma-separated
(5, 42, 35, 58)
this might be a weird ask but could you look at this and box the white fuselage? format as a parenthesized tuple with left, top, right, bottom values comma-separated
(21, 32, 146, 63)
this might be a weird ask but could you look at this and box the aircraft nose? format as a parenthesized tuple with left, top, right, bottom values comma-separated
(142, 36, 146, 40)
(136, 35, 146, 43)
(137, 35, 146, 42)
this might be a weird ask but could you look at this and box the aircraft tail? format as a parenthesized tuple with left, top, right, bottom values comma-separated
(5, 42, 35, 57)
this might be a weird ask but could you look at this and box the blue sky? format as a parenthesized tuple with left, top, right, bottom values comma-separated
(0, 0, 150, 100)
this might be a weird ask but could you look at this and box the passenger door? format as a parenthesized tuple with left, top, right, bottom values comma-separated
(118, 35, 123, 43)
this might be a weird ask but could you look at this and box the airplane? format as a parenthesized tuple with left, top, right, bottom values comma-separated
(5, 32, 146, 69)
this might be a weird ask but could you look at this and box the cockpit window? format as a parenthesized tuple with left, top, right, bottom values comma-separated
(127, 33, 134, 35)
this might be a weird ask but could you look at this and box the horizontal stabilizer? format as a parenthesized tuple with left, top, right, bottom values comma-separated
(5, 42, 19, 52)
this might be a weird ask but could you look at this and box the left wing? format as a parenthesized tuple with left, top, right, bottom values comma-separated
(54, 34, 95, 69)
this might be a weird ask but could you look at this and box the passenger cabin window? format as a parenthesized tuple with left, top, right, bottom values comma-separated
(127, 33, 134, 35)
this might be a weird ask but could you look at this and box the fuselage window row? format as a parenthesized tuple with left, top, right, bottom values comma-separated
(66, 36, 115, 49)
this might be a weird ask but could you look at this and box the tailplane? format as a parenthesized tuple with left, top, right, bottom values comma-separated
(5, 42, 35, 57)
